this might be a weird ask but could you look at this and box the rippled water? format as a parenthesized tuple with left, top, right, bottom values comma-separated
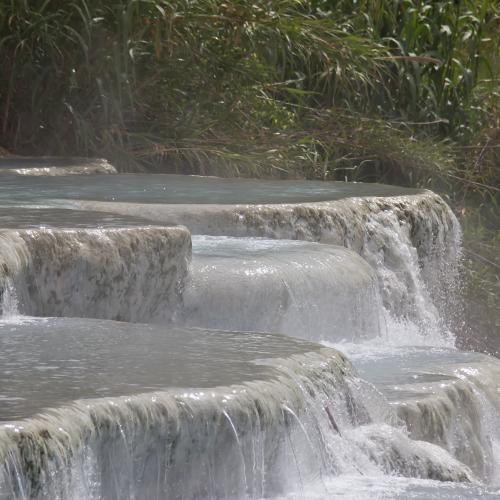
(0, 173, 421, 205)
(0, 168, 497, 499)
(0, 207, 156, 229)
(276, 475, 500, 499)
(182, 236, 382, 341)
(0, 317, 323, 420)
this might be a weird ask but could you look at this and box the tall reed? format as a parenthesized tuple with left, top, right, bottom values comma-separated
(0, 0, 497, 180)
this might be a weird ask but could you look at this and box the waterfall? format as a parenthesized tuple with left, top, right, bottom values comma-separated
(0, 172, 498, 499)
(0, 278, 20, 319)
(0, 319, 476, 499)
(180, 236, 382, 342)
(70, 190, 461, 343)
(0, 226, 191, 322)
(340, 345, 500, 481)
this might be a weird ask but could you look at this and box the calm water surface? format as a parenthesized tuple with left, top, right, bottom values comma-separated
(0, 173, 422, 205)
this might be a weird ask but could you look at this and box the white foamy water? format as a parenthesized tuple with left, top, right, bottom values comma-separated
(330, 344, 500, 480)
(0, 318, 478, 499)
(66, 188, 461, 341)
(0, 157, 116, 176)
(0, 171, 497, 500)
(0, 174, 462, 340)
(180, 236, 382, 342)
(0, 209, 190, 323)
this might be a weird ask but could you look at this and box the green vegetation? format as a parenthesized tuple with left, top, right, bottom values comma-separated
(0, 1, 496, 172)
(0, 0, 498, 344)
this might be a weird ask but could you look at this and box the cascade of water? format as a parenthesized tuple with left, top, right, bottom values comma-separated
(0, 175, 463, 344)
(0, 173, 497, 499)
(179, 236, 382, 342)
(0, 232, 29, 321)
(337, 345, 500, 483)
(70, 190, 461, 343)
(0, 279, 19, 319)
(0, 321, 476, 500)
(0, 227, 190, 322)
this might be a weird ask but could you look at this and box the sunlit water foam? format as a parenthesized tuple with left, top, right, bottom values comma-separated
(0, 318, 478, 499)
(0, 175, 462, 344)
(0, 157, 116, 176)
(0, 175, 492, 499)
(0, 211, 190, 322)
(67, 190, 461, 344)
(180, 236, 382, 342)
(328, 343, 500, 483)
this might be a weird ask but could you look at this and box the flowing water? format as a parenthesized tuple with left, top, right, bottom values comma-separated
(0, 158, 116, 176)
(0, 170, 498, 499)
(0, 175, 459, 336)
(0, 173, 420, 205)
(0, 208, 190, 322)
(181, 236, 382, 342)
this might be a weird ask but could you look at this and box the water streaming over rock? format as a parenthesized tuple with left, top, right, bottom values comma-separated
(335, 344, 500, 482)
(0, 174, 462, 338)
(65, 189, 461, 341)
(0, 212, 190, 322)
(180, 236, 382, 342)
(0, 171, 497, 499)
(0, 319, 479, 499)
(0, 157, 117, 176)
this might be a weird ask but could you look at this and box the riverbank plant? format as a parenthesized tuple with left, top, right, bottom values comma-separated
(0, 1, 496, 172)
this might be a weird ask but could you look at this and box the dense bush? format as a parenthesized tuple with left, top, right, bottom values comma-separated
(0, 1, 497, 178)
